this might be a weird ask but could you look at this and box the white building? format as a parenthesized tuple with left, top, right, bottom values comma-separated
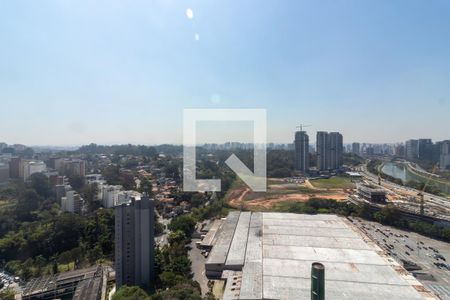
(86, 175, 107, 201)
(102, 185, 122, 208)
(61, 190, 82, 214)
(22, 161, 46, 180)
(117, 190, 141, 206)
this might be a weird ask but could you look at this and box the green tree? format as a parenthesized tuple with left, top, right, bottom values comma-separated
(113, 285, 150, 300)
(15, 189, 42, 221)
(68, 174, 85, 192)
(169, 215, 196, 237)
(29, 173, 51, 198)
(103, 165, 121, 185)
(357, 203, 373, 219)
(120, 173, 136, 190)
(168, 230, 187, 245)
(82, 183, 100, 212)
(373, 206, 400, 225)
(52, 213, 84, 254)
(150, 282, 202, 300)
(0, 288, 15, 300)
(159, 271, 186, 288)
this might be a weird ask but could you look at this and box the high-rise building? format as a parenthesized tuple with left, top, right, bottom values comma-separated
(418, 139, 433, 161)
(329, 132, 343, 170)
(115, 194, 155, 291)
(440, 141, 450, 170)
(0, 162, 9, 183)
(294, 131, 309, 173)
(352, 142, 360, 156)
(316, 131, 343, 171)
(9, 157, 21, 178)
(394, 144, 405, 157)
(102, 185, 122, 208)
(20, 160, 46, 180)
(62, 159, 86, 176)
(405, 139, 419, 160)
(316, 132, 329, 171)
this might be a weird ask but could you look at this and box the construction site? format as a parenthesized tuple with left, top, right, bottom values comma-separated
(359, 164, 450, 223)
(203, 211, 438, 300)
(226, 178, 352, 211)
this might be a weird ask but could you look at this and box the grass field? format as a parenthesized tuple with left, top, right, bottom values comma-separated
(309, 176, 355, 189)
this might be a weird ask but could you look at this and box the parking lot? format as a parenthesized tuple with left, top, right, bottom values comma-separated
(350, 217, 450, 300)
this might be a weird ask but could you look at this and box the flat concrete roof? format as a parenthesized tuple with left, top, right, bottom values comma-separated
(207, 212, 437, 300)
(206, 211, 240, 265)
(201, 219, 223, 247)
(225, 212, 252, 268)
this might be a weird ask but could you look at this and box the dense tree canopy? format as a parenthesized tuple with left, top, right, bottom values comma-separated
(113, 285, 150, 300)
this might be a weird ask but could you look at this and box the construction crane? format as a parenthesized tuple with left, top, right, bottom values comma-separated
(418, 163, 439, 215)
(296, 124, 311, 132)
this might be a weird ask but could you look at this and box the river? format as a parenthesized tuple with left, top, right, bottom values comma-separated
(381, 162, 450, 194)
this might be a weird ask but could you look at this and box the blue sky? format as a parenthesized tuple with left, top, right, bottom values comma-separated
(1, 0, 449, 145)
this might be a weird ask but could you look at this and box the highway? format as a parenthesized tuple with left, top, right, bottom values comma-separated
(358, 164, 450, 221)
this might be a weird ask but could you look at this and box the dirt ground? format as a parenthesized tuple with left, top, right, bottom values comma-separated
(226, 179, 351, 210)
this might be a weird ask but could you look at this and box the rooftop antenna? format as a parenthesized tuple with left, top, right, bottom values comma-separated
(296, 124, 311, 132)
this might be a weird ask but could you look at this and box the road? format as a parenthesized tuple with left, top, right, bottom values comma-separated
(359, 164, 450, 221)
(188, 238, 208, 295)
(155, 212, 171, 246)
(155, 213, 209, 295)
(351, 217, 450, 300)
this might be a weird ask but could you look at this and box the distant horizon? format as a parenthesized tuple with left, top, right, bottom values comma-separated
(2, 138, 447, 150)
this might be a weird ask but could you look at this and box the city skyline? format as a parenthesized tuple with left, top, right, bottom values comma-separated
(1, 135, 449, 148)
(1, 1, 450, 145)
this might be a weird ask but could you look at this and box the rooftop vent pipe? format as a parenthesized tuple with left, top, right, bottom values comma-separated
(311, 262, 325, 300)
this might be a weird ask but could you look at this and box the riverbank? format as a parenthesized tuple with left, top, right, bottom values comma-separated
(381, 161, 450, 196)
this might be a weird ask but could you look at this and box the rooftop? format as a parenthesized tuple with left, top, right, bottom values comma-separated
(22, 265, 104, 300)
(205, 212, 436, 300)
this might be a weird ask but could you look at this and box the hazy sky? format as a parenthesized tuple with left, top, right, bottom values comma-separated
(1, 0, 450, 146)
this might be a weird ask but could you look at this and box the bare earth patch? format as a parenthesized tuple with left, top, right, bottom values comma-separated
(226, 178, 351, 211)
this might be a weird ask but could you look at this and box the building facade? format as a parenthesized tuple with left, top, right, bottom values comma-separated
(102, 185, 122, 208)
(418, 139, 433, 161)
(316, 131, 343, 171)
(0, 162, 9, 183)
(405, 139, 419, 160)
(294, 131, 309, 173)
(440, 141, 450, 170)
(329, 132, 343, 170)
(21, 160, 46, 180)
(316, 132, 329, 171)
(352, 142, 360, 156)
(357, 184, 386, 203)
(115, 194, 155, 291)
(61, 190, 83, 214)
